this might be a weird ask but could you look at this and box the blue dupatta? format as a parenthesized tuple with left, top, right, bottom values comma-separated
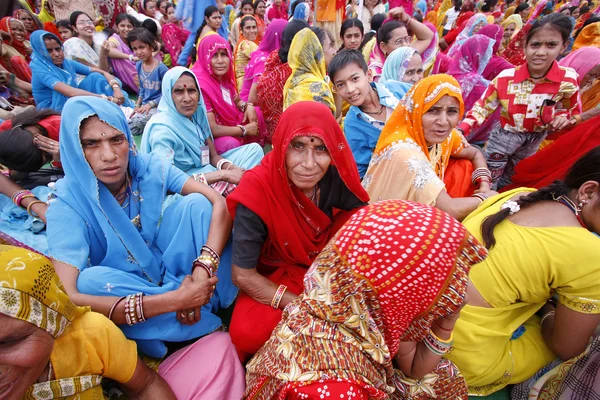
(380, 47, 416, 100)
(141, 67, 213, 172)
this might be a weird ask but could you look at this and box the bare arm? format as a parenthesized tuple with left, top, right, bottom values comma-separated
(452, 146, 492, 193)
(248, 82, 259, 104)
(541, 303, 600, 360)
(53, 82, 106, 99)
(204, 137, 245, 184)
(434, 190, 487, 221)
(0, 174, 48, 222)
(395, 305, 462, 379)
(232, 265, 298, 308)
(407, 17, 434, 55)
(121, 359, 176, 400)
(107, 40, 137, 60)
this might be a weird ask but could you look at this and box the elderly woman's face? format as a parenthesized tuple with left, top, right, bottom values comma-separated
(0, 314, 54, 399)
(9, 20, 27, 42)
(421, 95, 461, 146)
(80, 116, 130, 192)
(172, 74, 200, 118)
(285, 136, 331, 192)
(18, 13, 35, 32)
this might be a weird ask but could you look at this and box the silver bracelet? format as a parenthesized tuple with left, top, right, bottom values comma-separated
(540, 311, 555, 326)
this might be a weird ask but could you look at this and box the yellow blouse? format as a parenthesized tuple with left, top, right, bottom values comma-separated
(446, 189, 600, 396)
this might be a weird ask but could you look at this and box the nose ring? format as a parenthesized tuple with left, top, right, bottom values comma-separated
(313, 162, 317, 166)
(114, 154, 119, 160)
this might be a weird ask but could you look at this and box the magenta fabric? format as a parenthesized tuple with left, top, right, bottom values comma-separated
(240, 19, 287, 101)
(447, 14, 488, 57)
(559, 47, 600, 83)
(158, 332, 246, 399)
(108, 33, 139, 93)
(162, 22, 190, 65)
(192, 34, 268, 150)
(447, 34, 494, 111)
(479, 24, 514, 80)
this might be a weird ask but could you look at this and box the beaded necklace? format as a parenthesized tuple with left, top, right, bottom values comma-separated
(553, 194, 588, 229)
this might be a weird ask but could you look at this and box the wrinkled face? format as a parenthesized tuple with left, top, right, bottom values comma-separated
(206, 11, 222, 30)
(74, 14, 95, 38)
(167, 6, 177, 22)
(172, 74, 200, 118)
(145, 1, 157, 15)
(285, 136, 331, 191)
(472, 21, 485, 35)
(80, 116, 130, 191)
(403, 53, 424, 84)
(504, 22, 516, 39)
(0, 314, 54, 400)
(422, 95, 461, 146)
(322, 34, 337, 68)
(117, 19, 134, 40)
(342, 26, 363, 50)
(44, 38, 64, 66)
(381, 27, 411, 56)
(9, 20, 26, 42)
(210, 48, 230, 77)
(242, 4, 254, 14)
(242, 19, 258, 41)
(18, 13, 34, 32)
(130, 39, 153, 61)
(524, 26, 565, 77)
(333, 62, 372, 106)
(581, 65, 600, 88)
(256, 1, 266, 16)
(57, 25, 73, 40)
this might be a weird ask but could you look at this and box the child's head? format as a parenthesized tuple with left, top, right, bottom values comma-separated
(56, 20, 74, 40)
(328, 49, 371, 107)
(524, 14, 571, 77)
(141, 19, 159, 37)
(127, 28, 157, 61)
(340, 18, 364, 50)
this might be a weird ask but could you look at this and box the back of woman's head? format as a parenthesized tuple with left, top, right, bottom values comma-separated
(515, 3, 529, 13)
(359, 13, 385, 50)
(141, 19, 159, 37)
(453, 0, 463, 11)
(279, 19, 310, 63)
(0, 128, 45, 172)
(12, 108, 58, 127)
(377, 20, 405, 45)
(580, 5, 590, 14)
(526, 13, 573, 45)
(291, 0, 303, 15)
(481, 146, 600, 248)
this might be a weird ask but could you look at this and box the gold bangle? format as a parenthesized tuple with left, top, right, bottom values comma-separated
(430, 329, 453, 344)
(26, 200, 47, 218)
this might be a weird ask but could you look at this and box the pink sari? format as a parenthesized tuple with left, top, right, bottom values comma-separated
(162, 22, 190, 65)
(239, 19, 287, 101)
(108, 33, 138, 93)
(191, 35, 267, 153)
(479, 24, 514, 80)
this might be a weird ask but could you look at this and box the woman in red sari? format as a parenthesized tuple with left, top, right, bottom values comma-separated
(226, 101, 369, 362)
(0, 18, 32, 82)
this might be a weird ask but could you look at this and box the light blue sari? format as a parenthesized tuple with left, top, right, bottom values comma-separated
(141, 67, 263, 174)
(380, 47, 416, 100)
(29, 31, 133, 111)
(46, 97, 238, 358)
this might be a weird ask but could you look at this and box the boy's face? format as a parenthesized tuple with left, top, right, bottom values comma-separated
(332, 62, 372, 107)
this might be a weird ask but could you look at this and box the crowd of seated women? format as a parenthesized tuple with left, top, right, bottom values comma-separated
(1, 0, 600, 398)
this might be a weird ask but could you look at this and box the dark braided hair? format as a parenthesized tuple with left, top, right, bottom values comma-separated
(481, 146, 600, 248)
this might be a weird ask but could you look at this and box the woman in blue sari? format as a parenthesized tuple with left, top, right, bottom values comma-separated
(380, 46, 422, 99)
(46, 96, 238, 359)
(30, 31, 133, 112)
(141, 67, 263, 188)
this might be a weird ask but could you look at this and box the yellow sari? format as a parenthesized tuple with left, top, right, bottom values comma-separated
(234, 39, 258, 91)
(0, 245, 138, 400)
(283, 28, 335, 114)
(38, 0, 55, 23)
(446, 189, 600, 395)
(362, 74, 467, 205)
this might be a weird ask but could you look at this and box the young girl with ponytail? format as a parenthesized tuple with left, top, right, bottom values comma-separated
(445, 146, 600, 396)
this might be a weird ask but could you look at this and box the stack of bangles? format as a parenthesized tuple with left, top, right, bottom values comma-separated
(471, 192, 490, 202)
(216, 159, 233, 170)
(423, 329, 453, 356)
(271, 284, 287, 309)
(108, 292, 146, 325)
(11, 189, 46, 217)
(471, 167, 492, 189)
(192, 244, 221, 277)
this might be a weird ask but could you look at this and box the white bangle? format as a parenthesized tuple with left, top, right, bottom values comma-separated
(540, 311, 555, 326)
(128, 54, 134, 62)
(216, 159, 232, 170)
